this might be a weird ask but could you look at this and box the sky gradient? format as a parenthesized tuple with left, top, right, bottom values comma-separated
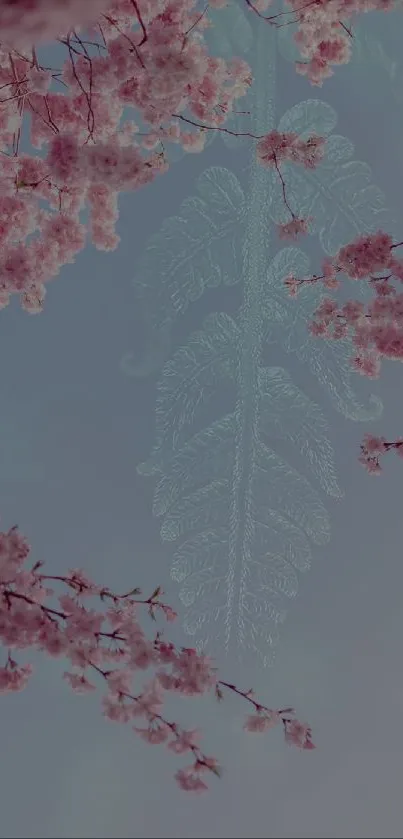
(1, 5, 403, 837)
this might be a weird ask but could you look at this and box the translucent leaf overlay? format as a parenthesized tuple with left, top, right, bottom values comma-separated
(127, 6, 389, 667)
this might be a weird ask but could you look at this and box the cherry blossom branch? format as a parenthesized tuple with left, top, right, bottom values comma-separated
(1, 0, 397, 311)
(284, 229, 403, 471)
(0, 524, 314, 792)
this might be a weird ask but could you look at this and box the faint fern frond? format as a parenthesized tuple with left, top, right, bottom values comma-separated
(160, 417, 331, 664)
(130, 7, 389, 669)
(138, 314, 340, 666)
(258, 365, 342, 497)
(122, 168, 245, 377)
(206, 1, 254, 58)
(146, 413, 237, 515)
(144, 312, 238, 459)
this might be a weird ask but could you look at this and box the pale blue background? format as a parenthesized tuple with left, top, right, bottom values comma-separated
(1, 5, 403, 837)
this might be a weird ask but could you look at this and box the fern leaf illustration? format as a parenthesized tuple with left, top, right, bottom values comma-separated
(158, 431, 331, 663)
(206, 1, 254, 59)
(253, 443, 330, 543)
(161, 479, 230, 542)
(122, 168, 245, 377)
(146, 413, 237, 515)
(158, 417, 331, 664)
(131, 8, 388, 668)
(258, 365, 342, 497)
(144, 312, 238, 461)
(138, 309, 339, 665)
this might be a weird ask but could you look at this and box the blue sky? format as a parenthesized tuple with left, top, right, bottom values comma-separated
(1, 5, 403, 836)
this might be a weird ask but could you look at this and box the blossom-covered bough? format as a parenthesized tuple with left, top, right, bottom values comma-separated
(0, 0, 402, 793)
(0, 524, 314, 792)
(0, 0, 397, 312)
(285, 228, 403, 472)
(0, 0, 332, 314)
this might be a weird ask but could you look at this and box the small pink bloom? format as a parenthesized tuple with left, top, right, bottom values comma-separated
(244, 711, 281, 732)
(284, 719, 315, 750)
(175, 767, 208, 793)
(278, 217, 310, 241)
(102, 694, 133, 724)
(63, 671, 96, 694)
(161, 605, 177, 622)
(0, 663, 33, 693)
(168, 728, 201, 754)
(105, 668, 133, 695)
(133, 724, 169, 744)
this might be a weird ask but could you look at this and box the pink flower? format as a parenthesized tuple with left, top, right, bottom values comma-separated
(43, 215, 86, 264)
(157, 641, 177, 664)
(39, 625, 69, 657)
(46, 134, 85, 185)
(256, 130, 295, 167)
(395, 438, 403, 458)
(0, 491, 313, 790)
(351, 352, 381, 379)
(244, 711, 281, 733)
(337, 231, 393, 280)
(175, 767, 208, 793)
(133, 724, 170, 745)
(278, 217, 311, 241)
(21, 284, 46, 314)
(358, 454, 383, 475)
(63, 671, 96, 694)
(284, 719, 315, 750)
(309, 320, 328, 337)
(361, 434, 388, 455)
(284, 274, 302, 296)
(171, 647, 217, 695)
(27, 68, 52, 94)
(0, 663, 33, 693)
(105, 668, 133, 696)
(161, 605, 178, 622)
(168, 728, 201, 754)
(130, 679, 164, 718)
(101, 694, 133, 724)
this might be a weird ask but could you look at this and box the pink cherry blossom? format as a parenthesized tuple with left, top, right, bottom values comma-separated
(278, 216, 312, 241)
(359, 434, 403, 474)
(2, 0, 394, 315)
(63, 671, 97, 693)
(244, 711, 281, 732)
(6, 0, 403, 799)
(0, 0, 343, 312)
(175, 767, 209, 793)
(133, 723, 170, 744)
(0, 523, 313, 791)
(247, 0, 400, 86)
(0, 659, 33, 693)
(167, 728, 202, 754)
(0, 1, 255, 309)
(283, 718, 315, 750)
(287, 228, 403, 472)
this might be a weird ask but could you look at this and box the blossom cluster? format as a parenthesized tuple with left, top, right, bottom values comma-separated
(284, 230, 403, 471)
(2, 0, 386, 311)
(0, 524, 314, 792)
(0, 0, 253, 310)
